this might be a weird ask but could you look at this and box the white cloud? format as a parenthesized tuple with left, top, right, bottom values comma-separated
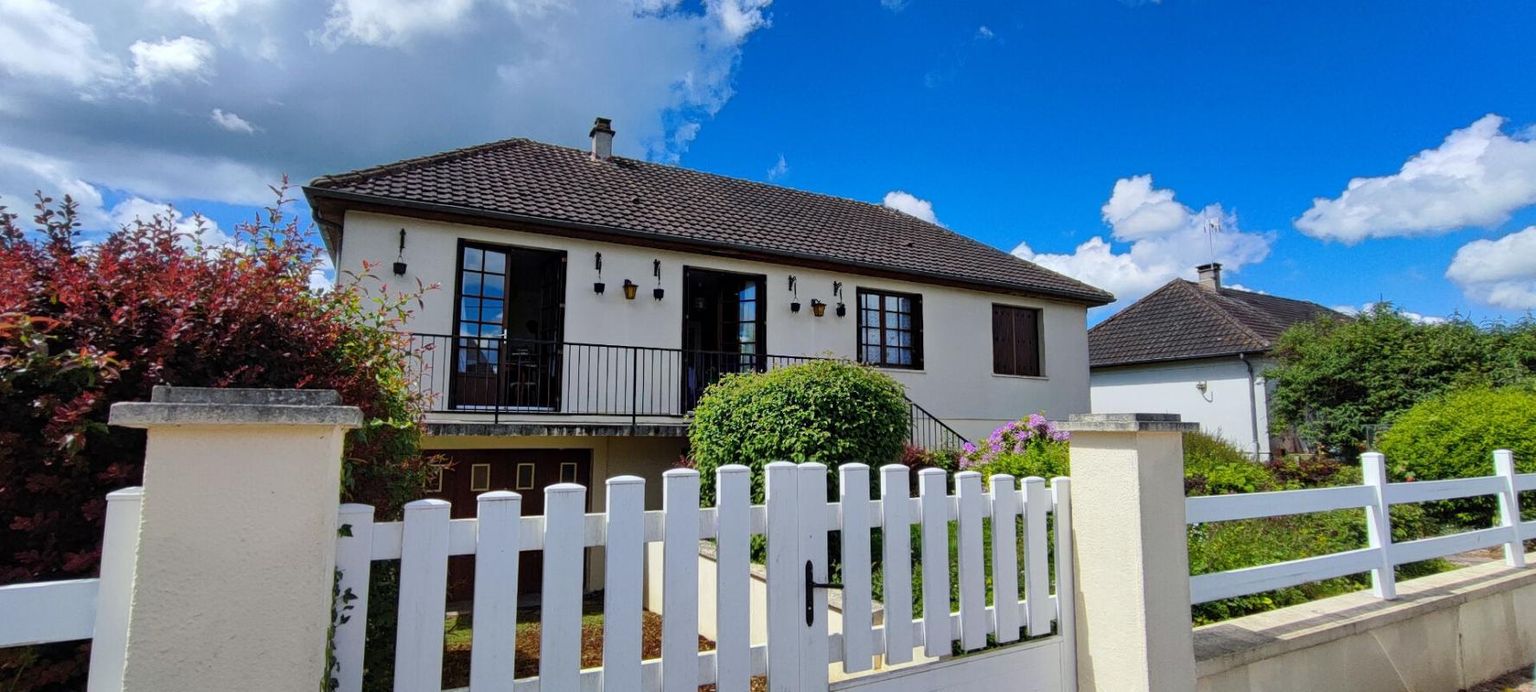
(1296, 115, 1536, 243)
(882, 190, 938, 225)
(880, 0, 909, 11)
(1445, 226, 1536, 309)
(130, 35, 215, 85)
(320, 0, 479, 48)
(766, 153, 787, 181)
(210, 107, 256, 133)
(975, 25, 993, 40)
(1012, 175, 1272, 309)
(1100, 174, 1189, 240)
(0, 0, 772, 214)
(0, 0, 121, 86)
(109, 196, 232, 247)
(310, 253, 335, 291)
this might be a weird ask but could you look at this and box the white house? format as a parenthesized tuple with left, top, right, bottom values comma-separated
(304, 117, 1110, 593)
(1087, 263, 1341, 460)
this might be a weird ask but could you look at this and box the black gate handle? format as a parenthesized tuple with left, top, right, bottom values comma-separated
(805, 560, 843, 626)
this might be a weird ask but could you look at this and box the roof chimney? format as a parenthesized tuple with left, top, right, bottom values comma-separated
(1196, 262, 1222, 291)
(589, 117, 614, 161)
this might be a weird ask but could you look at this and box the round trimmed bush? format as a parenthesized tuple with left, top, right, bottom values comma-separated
(688, 360, 909, 503)
(1377, 386, 1536, 528)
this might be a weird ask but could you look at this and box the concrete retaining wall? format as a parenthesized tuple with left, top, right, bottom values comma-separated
(1195, 552, 1536, 692)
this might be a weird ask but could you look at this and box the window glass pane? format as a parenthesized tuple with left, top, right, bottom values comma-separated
(897, 331, 912, 347)
(470, 463, 491, 492)
(516, 463, 535, 490)
(462, 271, 483, 296)
(884, 295, 903, 312)
(464, 248, 483, 271)
(484, 250, 506, 274)
(861, 310, 879, 327)
(460, 297, 480, 323)
(863, 345, 881, 363)
(888, 347, 912, 365)
(482, 278, 504, 299)
(862, 293, 879, 309)
(885, 312, 901, 329)
(885, 330, 901, 347)
(739, 283, 757, 301)
(862, 328, 880, 346)
(480, 299, 503, 324)
(738, 323, 756, 343)
(898, 313, 912, 330)
(739, 301, 756, 321)
(560, 462, 578, 484)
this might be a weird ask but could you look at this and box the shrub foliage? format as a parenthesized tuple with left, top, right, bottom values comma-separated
(1267, 304, 1536, 458)
(688, 359, 908, 503)
(1376, 386, 1536, 528)
(0, 190, 434, 689)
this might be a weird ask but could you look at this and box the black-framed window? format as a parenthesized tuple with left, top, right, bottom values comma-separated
(857, 288, 922, 369)
(992, 304, 1042, 377)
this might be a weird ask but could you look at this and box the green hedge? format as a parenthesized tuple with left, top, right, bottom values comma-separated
(1376, 386, 1536, 528)
(688, 360, 909, 504)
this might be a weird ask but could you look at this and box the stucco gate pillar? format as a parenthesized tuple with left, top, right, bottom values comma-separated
(1060, 413, 1198, 692)
(107, 386, 361, 692)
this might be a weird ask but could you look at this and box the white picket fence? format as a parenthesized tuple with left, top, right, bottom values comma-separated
(1187, 449, 1536, 604)
(331, 462, 1076, 692)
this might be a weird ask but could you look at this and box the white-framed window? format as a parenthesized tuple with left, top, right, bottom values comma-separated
(470, 463, 492, 492)
(515, 463, 535, 490)
(559, 462, 578, 484)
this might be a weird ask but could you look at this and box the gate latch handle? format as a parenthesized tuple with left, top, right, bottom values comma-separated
(805, 560, 842, 627)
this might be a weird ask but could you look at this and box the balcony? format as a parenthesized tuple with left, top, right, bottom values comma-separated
(405, 333, 966, 450)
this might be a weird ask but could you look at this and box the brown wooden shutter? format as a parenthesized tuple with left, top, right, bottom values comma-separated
(1016, 308, 1041, 377)
(992, 305, 1012, 374)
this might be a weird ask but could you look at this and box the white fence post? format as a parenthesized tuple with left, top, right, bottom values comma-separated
(1493, 449, 1527, 569)
(333, 503, 375, 692)
(106, 387, 360, 692)
(85, 487, 142, 692)
(471, 491, 522, 692)
(1360, 451, 1398, 599)
(1061, 413, 1198, 692)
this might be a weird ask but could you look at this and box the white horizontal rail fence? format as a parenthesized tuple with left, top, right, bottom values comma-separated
(0, 487, 141, 692)
(1186, 449, 1535, 604)
(331, 463, 1075, 692)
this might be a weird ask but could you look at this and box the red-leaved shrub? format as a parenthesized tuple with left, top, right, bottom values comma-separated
(0, 186, 435, 689)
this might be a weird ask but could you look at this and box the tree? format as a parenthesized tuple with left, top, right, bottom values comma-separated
(1266, 304, 1536, 459)
(0, 189, 435, 690)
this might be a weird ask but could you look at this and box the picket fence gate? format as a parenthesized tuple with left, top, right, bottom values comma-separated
(332, 462, 1076, 692)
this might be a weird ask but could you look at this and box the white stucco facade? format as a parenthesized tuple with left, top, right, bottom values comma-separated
(1089, 356, 1273, 459)
(337, 210, 1094, 440)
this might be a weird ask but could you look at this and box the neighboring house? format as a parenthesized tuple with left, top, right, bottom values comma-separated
(303, 118, 1111, 590)
(1087, 263, 1341, 460)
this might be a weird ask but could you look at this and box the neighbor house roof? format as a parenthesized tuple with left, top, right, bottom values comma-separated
(1088, 279, 1341, 368)
(303, 138, 1114, 305)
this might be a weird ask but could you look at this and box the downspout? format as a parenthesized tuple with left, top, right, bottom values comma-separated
(1240, 353, 1262, 460)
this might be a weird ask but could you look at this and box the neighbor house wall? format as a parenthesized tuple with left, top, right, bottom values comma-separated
(1089, 356, 1271, 459)
(338, 211, 1093, 440)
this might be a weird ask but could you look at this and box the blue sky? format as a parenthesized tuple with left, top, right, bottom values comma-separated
(3, 0, 1535, 322)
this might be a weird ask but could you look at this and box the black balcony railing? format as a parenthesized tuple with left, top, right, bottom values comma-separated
(405, 333, 967, 450)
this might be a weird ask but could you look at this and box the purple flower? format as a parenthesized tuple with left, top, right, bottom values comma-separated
(962, 442, 977, 454)
(1027, 413, 1047, 429)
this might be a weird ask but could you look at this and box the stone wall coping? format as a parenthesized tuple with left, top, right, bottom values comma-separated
(109, 386, 362, 429)
(1059, 412, 1200, 433)
(1194, 551, 1536, 678)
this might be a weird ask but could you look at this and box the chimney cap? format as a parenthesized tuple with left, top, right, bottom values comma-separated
(590, 117, 614, 137)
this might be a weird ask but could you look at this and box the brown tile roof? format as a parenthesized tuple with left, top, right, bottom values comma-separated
(304, 138, 1113, 305)
(1088, 280, 1342, 367)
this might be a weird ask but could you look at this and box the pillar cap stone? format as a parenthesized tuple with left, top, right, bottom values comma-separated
(110, 386, 363, 428)
(1059, 413, 1199, 433)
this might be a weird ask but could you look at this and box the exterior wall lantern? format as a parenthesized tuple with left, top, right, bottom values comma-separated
(392, 228, 408, 276)
(833, 281, 846, 317)
(788, 275, 801, 313)
(652, 259, 665, 300)
(593, 252, 605, 294)
(811, 299, 827, 317)
(622, 279, 639, 300)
